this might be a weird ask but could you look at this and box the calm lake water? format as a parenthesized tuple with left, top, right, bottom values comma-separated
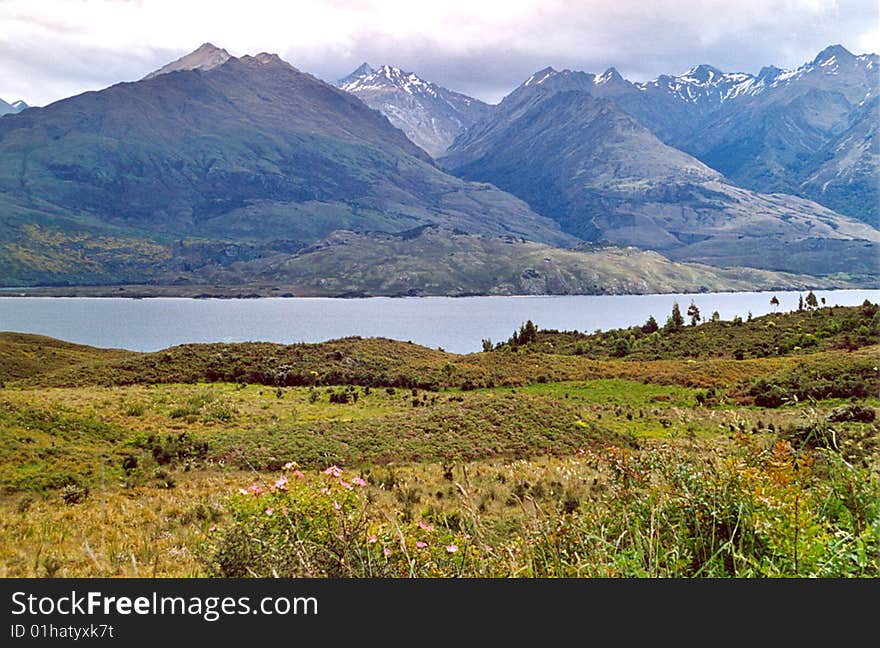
(1, 290, 878, 354)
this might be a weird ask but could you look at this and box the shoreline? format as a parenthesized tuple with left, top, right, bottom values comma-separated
(1, 282, 877, 300)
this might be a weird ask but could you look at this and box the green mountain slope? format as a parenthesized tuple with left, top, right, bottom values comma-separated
(0, 47, 572, 287)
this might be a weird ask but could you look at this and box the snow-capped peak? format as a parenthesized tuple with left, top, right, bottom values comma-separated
(10, 100, 28, 111)
(595, 67, 624, 85)
(339, 64, 440, 98)
(680, 64, 724, 85)
(813, 44, 855, 66)
(523, 67, 557, 87)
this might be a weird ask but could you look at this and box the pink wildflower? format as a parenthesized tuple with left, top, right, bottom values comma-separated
(323, 465, 343, 478)
(340, 480, 353, 491)
(208, 524, 217, 533)
(282, 461, 297, 470)
(446, 544, 459, 553)
(320, 487, 331, 495)
(416, 541, 428, 549)
(483, 544, 494, 553)
(367, 535, 378, 544)
(246, 484, 263, 495)
(272, 475, 288, 491)
(265, 507, 274, 516)
(292, 470, 305, 479)
(333, 500, 342, 511)
(352, 476, 367, 487)
(383, 548, 392, 557)
(418, 521, 434, 532)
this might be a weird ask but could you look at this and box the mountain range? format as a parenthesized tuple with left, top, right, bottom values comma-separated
(0, 43, 877, 294)
(440, 63, 879, 275)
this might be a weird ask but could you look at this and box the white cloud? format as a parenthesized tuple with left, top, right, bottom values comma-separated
(0, 0, 875, 105)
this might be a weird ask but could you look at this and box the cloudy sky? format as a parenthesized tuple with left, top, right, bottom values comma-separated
(1, 0, 877, 106)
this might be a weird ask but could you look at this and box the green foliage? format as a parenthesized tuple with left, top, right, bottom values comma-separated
(665, 301, 685, 332)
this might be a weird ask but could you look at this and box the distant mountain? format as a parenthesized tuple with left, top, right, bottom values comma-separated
(338, 64, 491, 157)
(576, 45, 879, 226)
(0, 45, 572, 287)
(0, 98, 28, 116)
(442, 74, 880, 277)
(799, 95, 879, 226)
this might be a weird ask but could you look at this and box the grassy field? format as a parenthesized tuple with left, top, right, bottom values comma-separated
(1, 303, 878, 577)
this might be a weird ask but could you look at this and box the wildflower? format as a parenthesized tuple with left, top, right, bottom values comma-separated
(320, 487, 331, 495)
(483, 544, 493, 553)
(333, 501, 342, 511)
(446, 544, 459, 553)
(323, 465, 343, 478)
(418, 521, 434, 532)
(367, 535, 378, 544)
(292, 470, 305, 479)
(383, 548, 392, 557)
(272, 475, 288, 491)
(339, 480, 353, 491)
(282, 461, 298, 470)
(208, 524, 217, 533)
(265, 507, 274, 516)
(246, 484, 263, 495)
(352, 476, 367, 487)
(416, 541, 428, 549)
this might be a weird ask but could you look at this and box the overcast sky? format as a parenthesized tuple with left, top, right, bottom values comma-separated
(1, 0, 877, 106)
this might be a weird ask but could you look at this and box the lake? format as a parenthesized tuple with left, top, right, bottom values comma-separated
(1, 290, 878, 354)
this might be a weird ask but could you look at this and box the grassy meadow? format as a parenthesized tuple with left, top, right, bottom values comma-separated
(0, 301, 878, 577)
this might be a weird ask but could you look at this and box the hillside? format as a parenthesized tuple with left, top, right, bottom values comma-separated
(442, 81, 880, 276)
(0, 46, 571, 287)
(2, 225, 854, 297)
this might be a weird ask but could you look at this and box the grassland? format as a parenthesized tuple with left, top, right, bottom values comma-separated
(0, 303, 877, 577)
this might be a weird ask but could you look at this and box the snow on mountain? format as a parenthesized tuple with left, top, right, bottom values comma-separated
(0, 98, 28, 116)
(338, 64, 490, 158)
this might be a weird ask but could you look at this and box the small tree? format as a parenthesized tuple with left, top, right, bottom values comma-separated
(520, 320, 538, 345)
(805, 291, 819, 311)
(687, 300, 701, 326)
(481, 338, 493, 352)
(641, 316, 659, 334)
(711, 311, 720, 322)
(770, 295, 779, 310)
(798, 294, 804, 311)
(665, 301, 684, 332)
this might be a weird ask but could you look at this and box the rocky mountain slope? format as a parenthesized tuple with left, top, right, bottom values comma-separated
(338, 63, 490, 157)
(442, 74, 879, 276)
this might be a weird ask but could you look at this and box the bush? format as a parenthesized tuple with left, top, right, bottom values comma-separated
(60, 483, 88, 505)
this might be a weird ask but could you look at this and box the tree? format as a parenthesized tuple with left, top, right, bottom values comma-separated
(711, 311, 720, 322)
(520, 320, 538, 345)
(770, 295, 779, 310)
(641, 316, 659, 334)
(805, 291, 819, 311)
(481, 338, 493, 352)
(798, 294, 804, 311)
(665, 302, 684, 332)
(687, 300, 701, 326)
